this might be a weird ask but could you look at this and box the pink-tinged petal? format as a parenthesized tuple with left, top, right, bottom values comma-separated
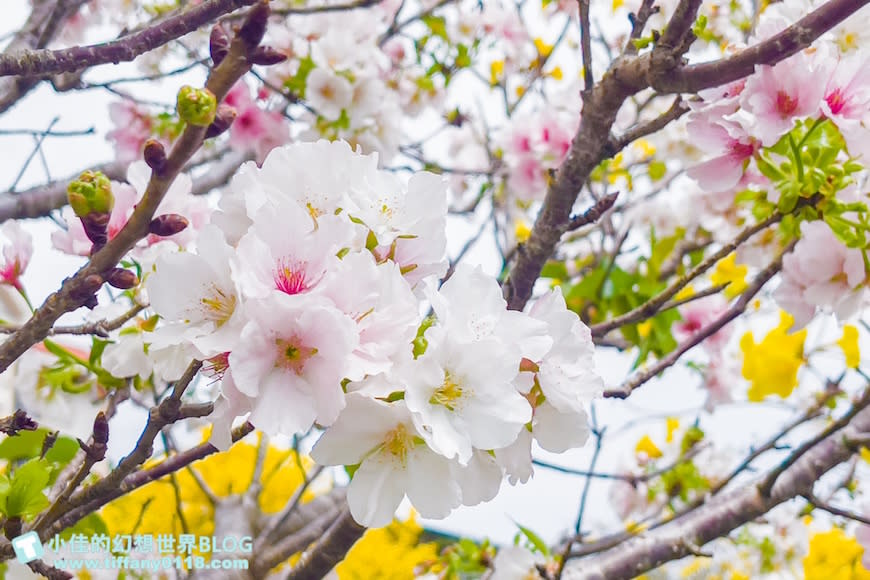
(248, 370, 317, 436)
(834, 287, 866, 322)
(803, 280, 849, 307)
(844, 247, 867, 287)
(685, 118, 731, 152)
(687, 154, 745, 192)
(773, 281, 816, 330)
(228, 322, 276, 396)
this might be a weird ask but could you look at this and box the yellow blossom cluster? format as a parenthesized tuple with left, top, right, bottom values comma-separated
(99, 433, 437, 577)
(740, 311, 806, 402)
(803, 528, 870, 580)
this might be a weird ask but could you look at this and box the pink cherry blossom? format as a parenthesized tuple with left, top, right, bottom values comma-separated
(774, 220, 867, 329)
(674, 294, 732, 351)
(107, 101, 155, 164)
(0, 221, 32, 291)
(225, 81, 290, 163)
(228, 294, 358, 436)
(741, 51, 828, 145)
(820, 52, 870, 160)
(686, 118, 758, 192)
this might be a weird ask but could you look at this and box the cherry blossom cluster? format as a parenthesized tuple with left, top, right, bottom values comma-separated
(683, 0, 870, 329)
(122, 140, 605, 527)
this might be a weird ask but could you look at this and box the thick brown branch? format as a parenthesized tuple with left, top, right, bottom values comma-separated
(284, 508, 366, 580)
(0, 0, 256, 78)
(0, 17, 261, 374)
(652, 0, 870, 93)
(562, 391, 870, 579)
(502, 59, 648, 310)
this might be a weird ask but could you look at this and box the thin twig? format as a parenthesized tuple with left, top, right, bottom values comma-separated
(606, 241, 794, 398)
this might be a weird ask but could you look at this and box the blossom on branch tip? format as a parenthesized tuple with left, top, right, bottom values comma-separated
(774, 221, 867, 329)
(0, 221, 32, 291)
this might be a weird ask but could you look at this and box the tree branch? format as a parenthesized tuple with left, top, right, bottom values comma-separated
(0, 0, 257, 78)
(562, 387, 870, 579)
(651, 0, 870, 93)
(0, 9, 266, 374)
(284, 507, 366, 580)
(605, 242, 792, 398)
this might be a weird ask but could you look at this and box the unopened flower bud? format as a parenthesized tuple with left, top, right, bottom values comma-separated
(177, 85, 218, 127)
(92, 411, 109, 447)
(238, 0, 270, 50)
(105, 268, 139, 290)
(149, 214, 189, 237)
(205, 104, 238, 139)
(67, 171, 114, 218)
(210, 24, 230, 66)
(143, 139, 167, 174)
(250, 46, 287, 66)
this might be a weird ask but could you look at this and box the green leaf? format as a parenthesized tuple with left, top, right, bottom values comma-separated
(0, 430, 45, 461)
(284, 56, 315, 98)
(421, 15, 447, 40)
(4, 459, 51, 518)
(540, 260, 568, 280)
(514, 522, 551, 556)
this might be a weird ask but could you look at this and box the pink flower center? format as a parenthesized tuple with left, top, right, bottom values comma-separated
(275, 337, 318, 375)
(775, 91, 798, 117)
(203, 352, 230, 380)
(274, 258, 311, 295)
(0, 262, 21, 290)
(729, 139, 756, 160)
(826, 88, 847, 115)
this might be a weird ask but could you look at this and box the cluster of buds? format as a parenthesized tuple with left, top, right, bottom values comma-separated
(67, 170, 114, 253)
(176, 85, 218, 127)
(66, 0, 287, 309)
(202, 1, 287, 140)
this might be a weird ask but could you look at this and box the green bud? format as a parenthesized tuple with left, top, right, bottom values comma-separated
(67, 171, 114, 218)
(176, 85, 217, 126)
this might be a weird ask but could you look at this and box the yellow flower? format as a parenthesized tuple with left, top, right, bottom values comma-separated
(635, 435, 662, 459)
(666, 418, 680, 444)
(547, 66, 563, 81)
(711, 253, 748, 299)
(490, 60, 504, 85)
(533, 37, 553, 58)
(333, 515, 438, 579)
(838, 325, 861, 369)
(675, 285, 695, 301)
(804, 528, 870, 580)
(633, 139, 656, 158)
(860, 447, 870, 464)
(100, 435, 314, 548)
(741, 311, 806, 401)
(514, 219, 532, 243)
(637, 320, 653, 338)
(612, 0, 624, 9)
